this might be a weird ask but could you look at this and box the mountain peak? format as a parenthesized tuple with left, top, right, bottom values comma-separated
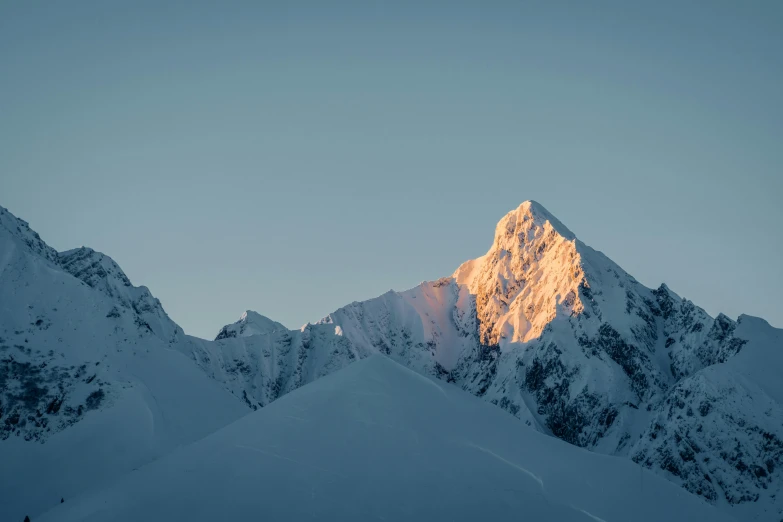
(0, 204, 59, 263)
(507, 200, 576, 241)
(58, 247, 133, 289)
(57, 246, 182, 342)
(453, 201, 586, 346)
(215, 310, 287, 340)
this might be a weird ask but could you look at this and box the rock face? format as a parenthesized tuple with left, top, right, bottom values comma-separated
(453, 201, 583, 347)
(192, 201, 782, 521)
(629, 315, 783, 520)
(1, 200, 781, 522)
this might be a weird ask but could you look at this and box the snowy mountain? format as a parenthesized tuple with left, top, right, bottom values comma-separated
(0, 206, 248, 521)
(186, 201, 783, 521)
(1, 200, 781, 521)
(214, 310, 287, 340)
(38, 356, 733, 522)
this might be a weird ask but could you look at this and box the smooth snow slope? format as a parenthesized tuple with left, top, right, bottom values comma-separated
(39, 356, 733, 522)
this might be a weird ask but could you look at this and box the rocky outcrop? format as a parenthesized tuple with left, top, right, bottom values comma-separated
(214, 311, 287, 341)
(58, 247, 183, 343)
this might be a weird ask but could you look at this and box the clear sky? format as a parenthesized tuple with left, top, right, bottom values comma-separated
(1, 1, 781, 339)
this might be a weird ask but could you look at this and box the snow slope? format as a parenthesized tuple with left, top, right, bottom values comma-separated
(38, 355, 734, 522)
(0, 206, 248, 521)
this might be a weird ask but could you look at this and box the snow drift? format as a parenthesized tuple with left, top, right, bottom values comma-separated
(38, 356, 733, 522)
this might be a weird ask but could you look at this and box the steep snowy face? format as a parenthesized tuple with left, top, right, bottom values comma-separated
(0, 206, 246, 521)
(185, 322, 361, 410)
(58, 247, 183, 343)
(317, 285, 477, 373)
(214, 310, 287, 340)
(445, 202, 670, 441)
(0, 205, 59, 264)
(630, 316, 783, 521)
(453, 201, 585, 346)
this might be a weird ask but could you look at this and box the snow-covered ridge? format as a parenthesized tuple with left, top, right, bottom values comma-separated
(0, 205, 246, 521)
(204, 200, 783, 521)
(214, 310, 287, 340)
(453, 200, 586, 346)
(0, 205, 59, 264)
(2, 200, 782, 522)
(58, 247, 183, 342)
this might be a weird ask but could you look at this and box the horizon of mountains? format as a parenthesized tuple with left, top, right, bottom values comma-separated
(1, 200, 780, 522)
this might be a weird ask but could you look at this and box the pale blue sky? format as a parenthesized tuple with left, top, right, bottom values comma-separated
(1, 1, 781, 338)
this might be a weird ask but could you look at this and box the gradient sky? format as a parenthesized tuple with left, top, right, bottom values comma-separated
(1, 1, 781, 339)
